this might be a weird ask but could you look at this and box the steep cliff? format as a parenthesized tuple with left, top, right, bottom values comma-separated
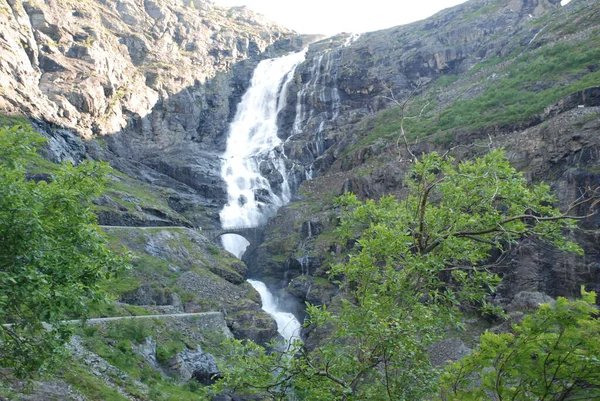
(1, 0, 296, 138)
(0, 0, 312, 229)
(1, 0, 600, 396)
(252, 0, 600, 308)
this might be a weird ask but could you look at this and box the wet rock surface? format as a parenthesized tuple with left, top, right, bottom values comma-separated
(1, 0, 600, 398)
(0, 0, 308, 230)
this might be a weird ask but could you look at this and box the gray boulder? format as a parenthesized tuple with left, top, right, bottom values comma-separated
(165, 346, 220, 385)
(506, 291, 555, 313)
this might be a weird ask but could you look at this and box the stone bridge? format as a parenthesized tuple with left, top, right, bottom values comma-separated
(203, 226, 266, 256)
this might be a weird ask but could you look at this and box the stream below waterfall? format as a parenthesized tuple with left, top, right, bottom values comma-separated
(218, 50, 306, 344)
(247, 280, 301, 343)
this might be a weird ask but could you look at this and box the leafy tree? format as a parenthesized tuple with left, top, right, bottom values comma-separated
(0, 124, 126, 377)
(440, 288, 600, 401)
(208, 149, 596, 400)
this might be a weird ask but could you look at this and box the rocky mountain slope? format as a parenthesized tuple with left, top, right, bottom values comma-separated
(251, 0, 600, 309)
(1, 0, 296, 138)
(1, 0, 600, 398)
(0, 0, 312, 229)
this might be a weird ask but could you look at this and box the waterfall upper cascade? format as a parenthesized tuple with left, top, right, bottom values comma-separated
(220, 49, 306, 257)
(290, 39, 353, 181)
(219, 50, 306, 343)
(293, 50, 342, 137)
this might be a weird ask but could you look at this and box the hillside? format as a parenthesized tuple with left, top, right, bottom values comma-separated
(0, 0, 599, 399)
(255, 0, 600, 310)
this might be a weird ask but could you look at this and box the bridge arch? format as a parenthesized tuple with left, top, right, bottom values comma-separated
(204, 226, 264, 244)
(202, 226, 266, 259)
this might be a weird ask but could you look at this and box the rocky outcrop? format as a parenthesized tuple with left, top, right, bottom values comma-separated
(175, 271, 278, 344)
(244, 0, 600, 310)
(0, 0, 311, 229)
(164, 346, 220, 384)
(488, 106, 600, 302)
(102, 226, 279, 343)
(0, 0, 295, 138)
(428, 338, 472, 367)
(506, 291, 556, 312)
(120, 284, 183, 310)
(277, 0, 565, 183)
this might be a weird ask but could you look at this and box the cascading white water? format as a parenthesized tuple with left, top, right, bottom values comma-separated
(293, 53, 324, 134)
(220, 50, 306, 257)
(343, 33, 361, 47)
(292, 41, 346, 136)
(219, 50, 306, 344)
(247, 280, 301, 343)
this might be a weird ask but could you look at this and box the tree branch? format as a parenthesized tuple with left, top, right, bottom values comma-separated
(423, 195, 599, 254)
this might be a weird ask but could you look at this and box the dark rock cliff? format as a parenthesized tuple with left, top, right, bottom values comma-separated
(252, 0, 600, 308)
(1, 0, 599, 322)
(0, 0, 312, 228)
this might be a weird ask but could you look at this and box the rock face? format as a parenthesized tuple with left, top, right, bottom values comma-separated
(248, 0, 600, 309)
(165, 346, 220, 384)
(120, 284, 183, 309)
(0, 0, 310, 228)
(0, 0, 296, 138)
(102, 227, 278, 344)
(0, 0, 599, 337)
(175, 271, 278, 344)
(278, 0, 566, 180)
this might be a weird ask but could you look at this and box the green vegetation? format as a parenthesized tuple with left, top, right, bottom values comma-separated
(209, 150, 590, 400)
(83, 321, 157, 372)
(95, 224, 250, 318)
(424, 39, 600, 131)
(104, 87, 127, 116)
(156, 340, 186, 364)
(462, 3, 501, 21)
(76, 319, 222, 400)
(64, 364, 130, 401)
(0, 115, 30, 127)
(0, 124, 127, 378)
(101, 170, 188, 224)
(90, 300, 152, 318)
(352, 31, 600, 151)
(441, 289, 600, 400)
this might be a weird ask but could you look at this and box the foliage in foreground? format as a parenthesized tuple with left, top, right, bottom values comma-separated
(441, 289, 600, 401)
(208, 149, 593, 400)
(0, 125, 127, 377)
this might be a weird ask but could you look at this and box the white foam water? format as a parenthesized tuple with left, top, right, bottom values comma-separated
(218, 50, 306, 344)
(247, 279, 302, 343)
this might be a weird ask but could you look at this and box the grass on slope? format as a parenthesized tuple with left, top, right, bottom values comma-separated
(68, 319, 227, 401)
(351, 27, 600, 151)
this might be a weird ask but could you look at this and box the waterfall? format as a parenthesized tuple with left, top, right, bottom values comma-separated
(220, 49, 305, 256)
(219, 50, 306, 344)
(247, 280, 302, 343)
(292, 44, 344, 136)
(343, 33, 361, 47)
(293, 53, 324, 134)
